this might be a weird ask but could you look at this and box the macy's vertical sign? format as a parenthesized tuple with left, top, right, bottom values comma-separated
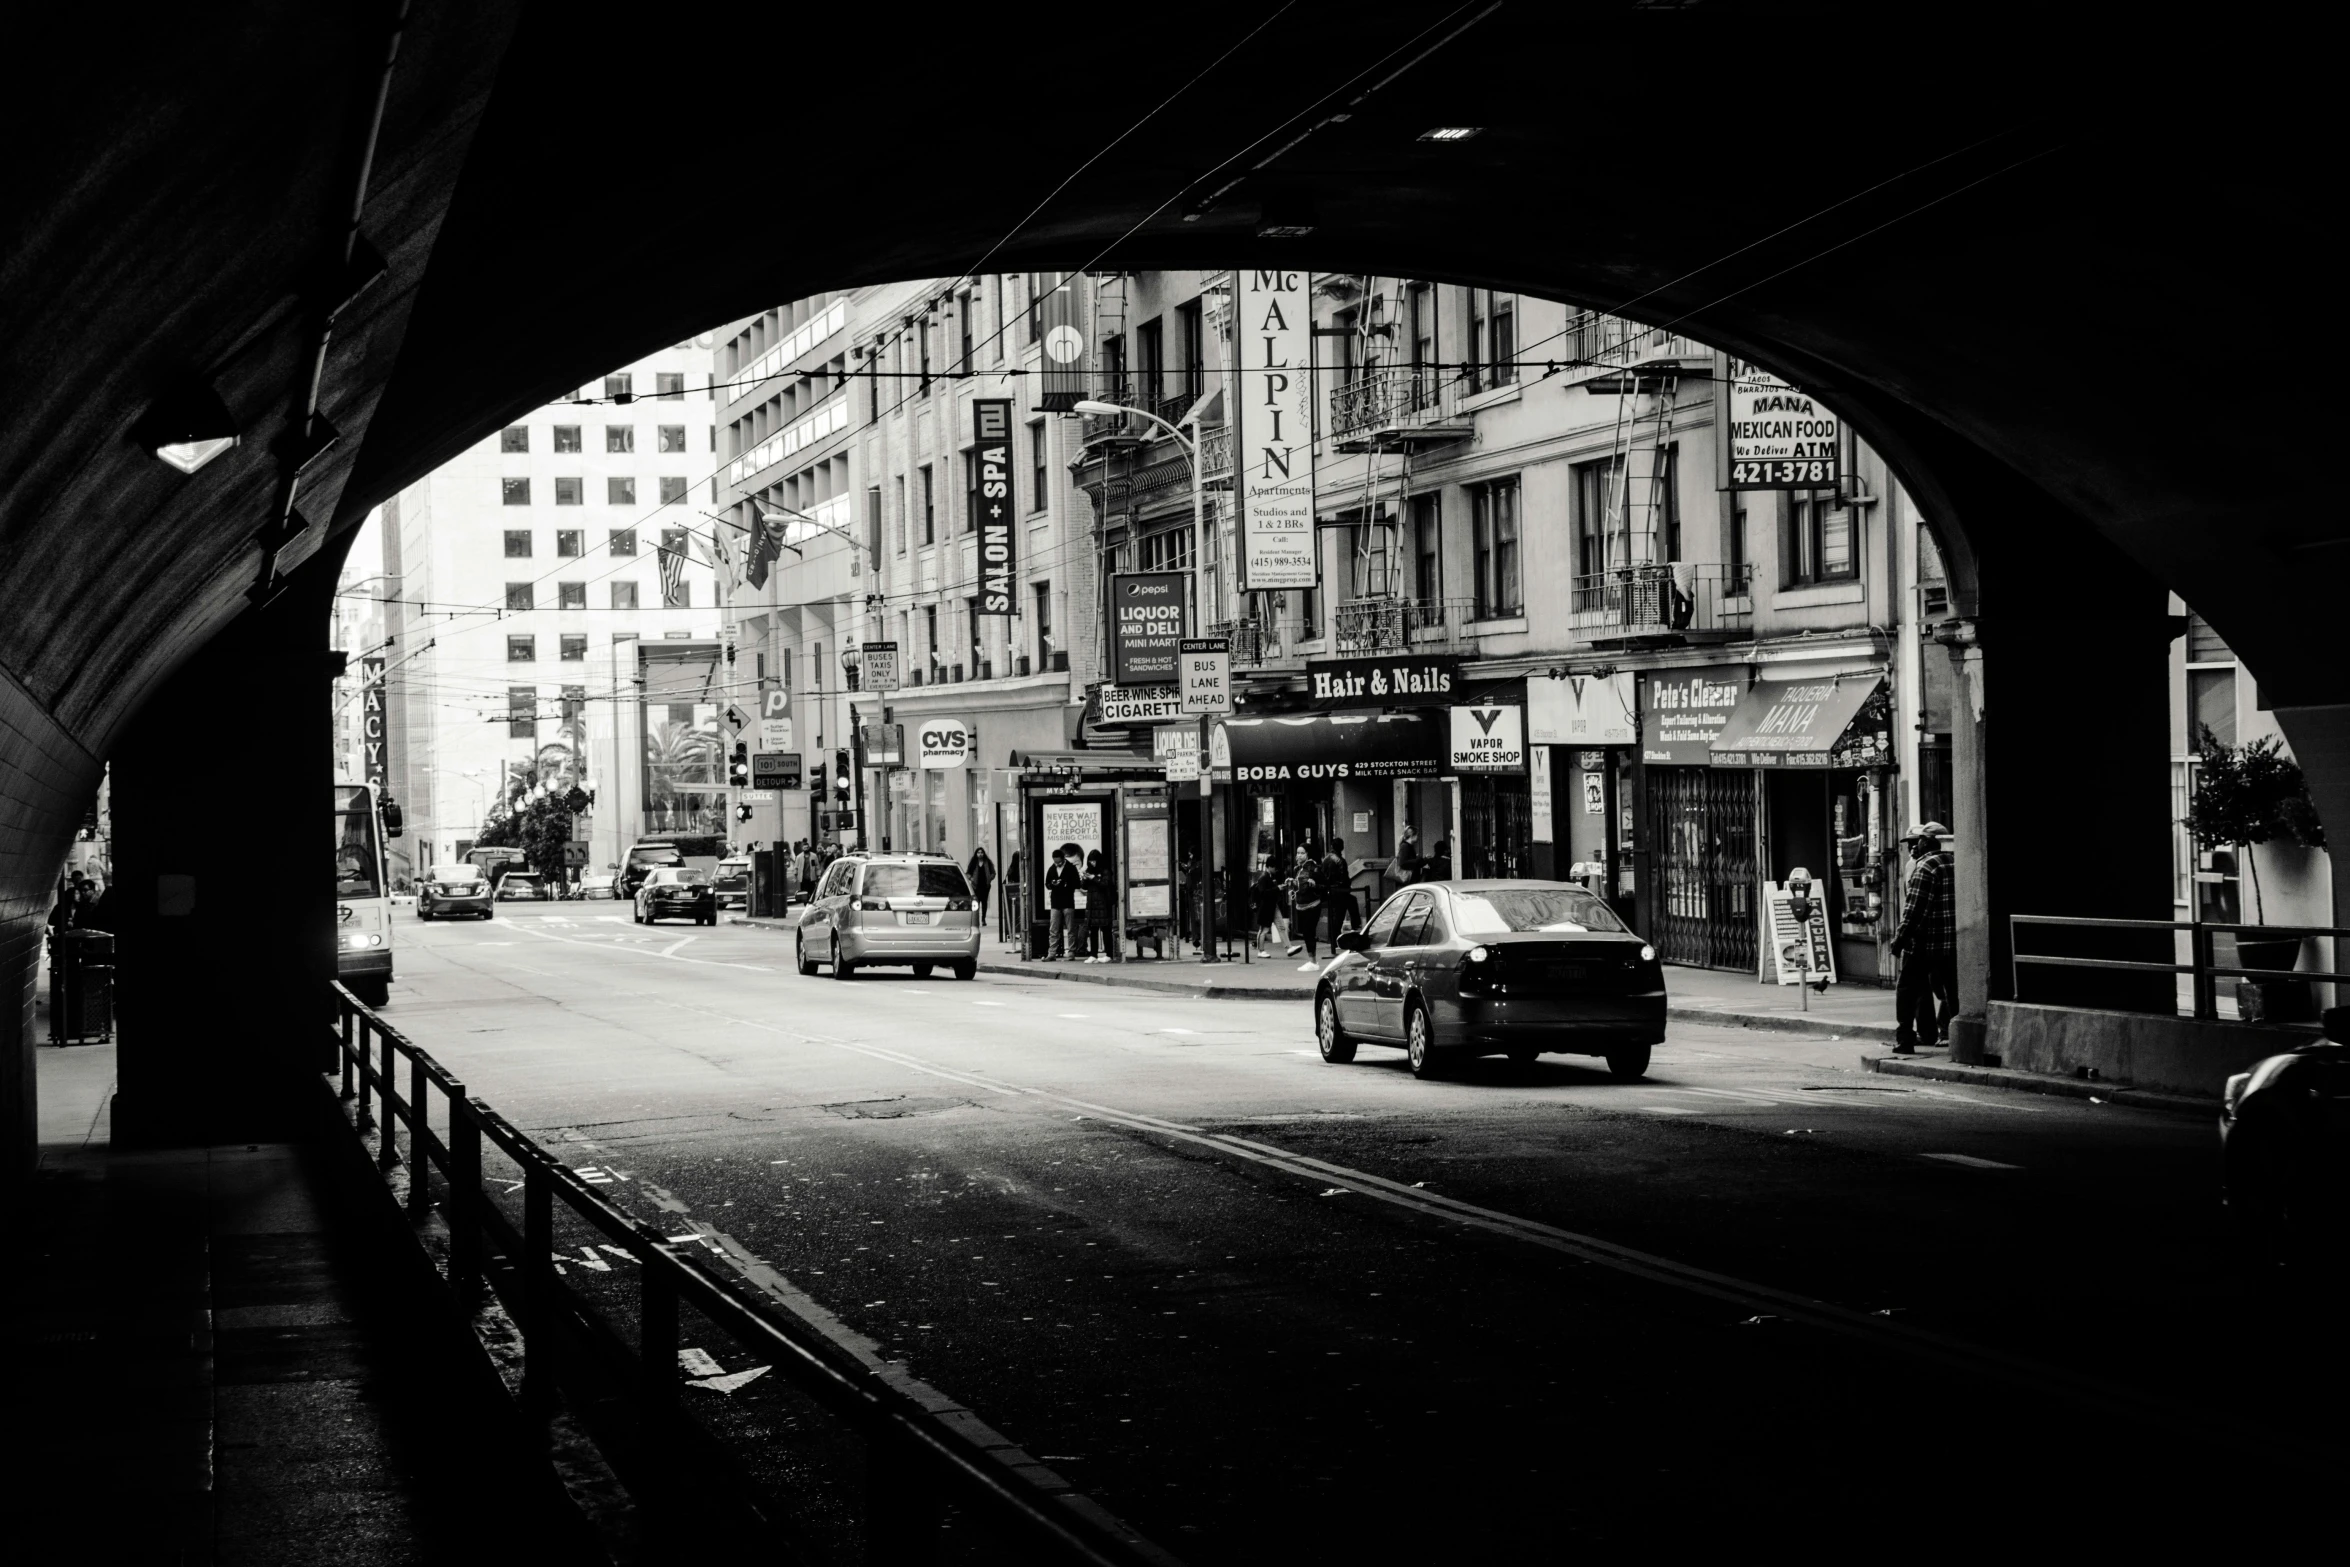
(361, 654, 387, 787)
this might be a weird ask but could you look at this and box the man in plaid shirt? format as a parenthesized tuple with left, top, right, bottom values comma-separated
(1891, 822, 1956, 1054)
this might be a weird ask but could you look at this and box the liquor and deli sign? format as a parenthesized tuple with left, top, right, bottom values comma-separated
(1110, 571, 1188, 684)
(1640, 665, 1745, 766)
(1721, 355, 1840, 490)
(1304, 654, 1458, 712)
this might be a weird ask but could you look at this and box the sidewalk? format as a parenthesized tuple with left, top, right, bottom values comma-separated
(736, 915, 1899, 1040)
(8, 1034, 602, 1562)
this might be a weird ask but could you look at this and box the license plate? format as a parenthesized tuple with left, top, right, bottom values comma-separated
(901, 911, 933, 925)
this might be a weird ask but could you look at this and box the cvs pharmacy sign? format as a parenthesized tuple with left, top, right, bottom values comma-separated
(918, 717, 970, 770)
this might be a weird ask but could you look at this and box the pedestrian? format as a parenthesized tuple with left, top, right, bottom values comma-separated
(1044, 845, 1081, 961)
(1319, 836, 1357, 947)
(1250, 862, 1280, 956)
(1425, 835, 1452, 883)
(1394, 822, 1420, 888)
(1082, 849, 1114, 963)
(1004, 846, 1024, 942)
(966, 844, 996, 925)
(1288, 857, 1323, 968)
(798, 841, 818, 902)
(1890, 821, 1957, 1055)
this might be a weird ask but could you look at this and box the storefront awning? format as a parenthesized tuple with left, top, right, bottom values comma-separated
(1708, 673, 1894, 768)
(1008, 749, 1157, 778)
(1223, 711, 1448, 781)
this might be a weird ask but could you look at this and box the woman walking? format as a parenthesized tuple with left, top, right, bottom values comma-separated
(1081, 849, 1114, 963)
(1287, 855, 1324, 969)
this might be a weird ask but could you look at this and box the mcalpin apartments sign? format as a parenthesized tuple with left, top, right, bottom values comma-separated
(1305, 655, 1459, 712)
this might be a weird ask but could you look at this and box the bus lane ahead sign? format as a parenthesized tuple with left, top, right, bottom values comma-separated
(1449, 703, 1525, 773)
(1179, 639, 1231, 715)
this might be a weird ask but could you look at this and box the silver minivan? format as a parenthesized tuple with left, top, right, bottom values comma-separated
(796, 854, 981, 980)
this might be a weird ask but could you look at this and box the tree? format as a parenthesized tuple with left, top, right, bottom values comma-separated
(2186, 727, 2327, 923)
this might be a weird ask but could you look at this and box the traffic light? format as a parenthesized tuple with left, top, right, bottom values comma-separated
(810, 760, 828, 799)
(728, 742, 750, 788)
(735, 803, 753, 823)
(380, 796, 404, 838)
(833, 748, 851, 802)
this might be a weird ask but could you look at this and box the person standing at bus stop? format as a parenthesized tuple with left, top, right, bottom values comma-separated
(966, 844, 996, 927)
(1045, 846, 1081, 961)
(1890, 822, 1956, 1055)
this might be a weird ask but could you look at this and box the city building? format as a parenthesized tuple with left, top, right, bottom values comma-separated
(378, 344, 720, 879)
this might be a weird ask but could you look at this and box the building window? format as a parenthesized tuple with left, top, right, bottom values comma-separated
(658, 476, 686, 504)
(556, 529, 583, 557)
(611, 581, 640, 610)
(658, 424, 686, 453)
(894, 475, 907, 554)
(1728, 503, 1751, 587)
(507, 635, 536, 663)
(500, 426, 529, 452)
(1412, 493, 1442, 603)
(1572, 457, 1619, 582)
(558, 582, 586, 610)
(1137, 524, 1195, 571)
(554, 476, 582, 505)
(1408, 282, 1438, 378)
(1137, 318, 1164, 407)
(1029, 423, 1048, 514)
(960, 450, 978, 534)
(1655, 445, 1681, 562)
(1100, 332, 1126, 400)
(1033, 581, 1052, 665)
(1177, 301, 1205, 404)
(1471, 477, 1521, 618)
(504, 531, 532, 559)
(501, 478, 531, 506)
(608, 477, 636, 505)
(1469, 289, 1516, 389)
(866, 485, 883, 563)
(506, 582, 534, 611)
(609, 528, 637, 555)
(553, 424, 582, 453)
(656, 372, 684, 401)
(918, 314, 933, 395)
(920, 465, 935, 544)
(1783, 490, 1856, 586)
(560, 634, 588, 662)
(508, 686, 535, 739)
(2188, 665, 2238, 748)
(959, 292, 974, 372)
(604, 373, 633, 401)
(606, 425, 635, 453)
(924, 604, 940, 676)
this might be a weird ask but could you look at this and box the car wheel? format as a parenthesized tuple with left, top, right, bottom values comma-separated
(1605, 1044, 1652, 1081)
(912, 962, 933, 978)
(418, 906, 432, 921)
(1316, 991, 1357, 1064)
(351, 978, 389, 1008)
(1406, 1004, 1448, 1080)
(952, 960, 976, 982)
(796, 934, 818, 976)
(831, 936, 856, 979)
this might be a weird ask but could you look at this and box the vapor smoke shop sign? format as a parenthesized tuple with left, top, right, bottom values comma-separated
(973, 399, 1016, 613)
(1111, 571, 1188, 684)
(1449, 704, 1526, 774)
(1237, 268, 1317, 589)
(1641, 665, 1745, 765)
(1723, 356, 1840, 490)
(1305, 654, 1458, 712)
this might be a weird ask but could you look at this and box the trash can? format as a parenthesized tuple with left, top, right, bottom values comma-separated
(1025, 917, 1050, 961)
(48, 928, 115, 1043)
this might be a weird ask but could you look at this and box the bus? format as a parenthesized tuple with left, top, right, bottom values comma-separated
(334, 782, 394, 1006)
(620, 832, 726, 897)
(463, 844, 529, 885)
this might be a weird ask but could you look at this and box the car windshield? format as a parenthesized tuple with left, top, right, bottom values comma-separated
(629, 846, 684, 866)
(504, 874, 539, 886)
(1451, 887, 1628, 935)
(862, 864, 969, 900)
(432, 867, 484, 884)
(652, 868, 711, 885)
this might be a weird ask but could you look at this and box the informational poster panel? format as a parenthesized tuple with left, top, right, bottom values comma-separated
(1764, 882, 1838, 986)
(1237, 268, 1317, 589)
(1719, 354, 1841, 491)
(1040, 802, 1102, 866)
(1529, 747, 1553, 844)
(1125, 797, 1172, 921)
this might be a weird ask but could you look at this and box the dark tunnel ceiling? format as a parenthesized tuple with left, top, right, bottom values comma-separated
(0, 1, 2335, 756)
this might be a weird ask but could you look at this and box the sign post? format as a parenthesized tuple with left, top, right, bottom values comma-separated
(1180, 638, 1231, 961)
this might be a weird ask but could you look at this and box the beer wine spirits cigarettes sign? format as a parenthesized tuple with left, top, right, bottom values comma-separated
(973, 399, 1016, 613)
(1100, 685, 1184, 724)
(1238, 268, 1317, 589)
(1723, 356, 1840, 490)
(1449, 704, 1526, 773)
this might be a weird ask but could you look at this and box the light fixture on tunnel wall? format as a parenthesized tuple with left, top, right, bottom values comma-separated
(1417, 126, 1483, 142)
(139, 380, 240, 473)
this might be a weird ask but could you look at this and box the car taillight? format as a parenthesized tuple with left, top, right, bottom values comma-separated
(859, 898, 891, 911)
(946, 896, 973, 911)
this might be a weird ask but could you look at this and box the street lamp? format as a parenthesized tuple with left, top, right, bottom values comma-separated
(1070, 396, 1222, 964)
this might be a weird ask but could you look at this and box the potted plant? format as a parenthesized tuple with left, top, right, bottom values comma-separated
(2186, 729, 2327, 1013)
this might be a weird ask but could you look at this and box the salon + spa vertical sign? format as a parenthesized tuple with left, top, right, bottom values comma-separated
(1238, 269, 1316, 590)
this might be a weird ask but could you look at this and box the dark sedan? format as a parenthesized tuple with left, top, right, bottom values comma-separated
(1316, 880, 1666, 1081)
(2221, 1005, 2349, 1274)
(634, 866, 717, 926)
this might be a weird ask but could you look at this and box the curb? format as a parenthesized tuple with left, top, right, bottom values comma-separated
(1664, 1005, 1900, 1043)
(977, 960, 1316, 1001)
(1863, 1053, 2218, 1116)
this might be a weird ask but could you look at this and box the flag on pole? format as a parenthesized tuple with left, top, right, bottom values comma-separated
(744, 507, 788, 590)
(656, 531, 687, 606)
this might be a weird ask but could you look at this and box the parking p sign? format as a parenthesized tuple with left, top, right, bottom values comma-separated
(1179, 639, 1231, 715)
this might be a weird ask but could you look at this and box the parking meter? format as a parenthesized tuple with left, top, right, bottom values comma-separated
(1786, 866, 1815, 925)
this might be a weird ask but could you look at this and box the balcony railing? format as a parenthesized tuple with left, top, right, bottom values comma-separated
(1079, 383, 1135, 445)
(1329, 366, 1457, 440)
(1331, 596, 1475, 654)
(1568, 563, 1752, 639)
(1558, 311, 1711, 369)
(1199, 423, 1232, 483)
(1209, 617, 1289, 669)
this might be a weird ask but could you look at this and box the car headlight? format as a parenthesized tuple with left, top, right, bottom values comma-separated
(1640, 944, 1657, 962)
(1467, 945, 1491, 964)
(341, 932, 383, 949)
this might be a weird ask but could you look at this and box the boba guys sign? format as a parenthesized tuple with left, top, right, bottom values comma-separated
(1303, 654, 1459, 712)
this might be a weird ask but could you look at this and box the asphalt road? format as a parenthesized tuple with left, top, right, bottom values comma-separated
(385, 902, 2322, 1558)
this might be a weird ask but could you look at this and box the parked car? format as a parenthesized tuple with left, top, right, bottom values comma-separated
(493, 871, 547, 902)
(1314, 880, 1666, 1081)
(2222, 1004, 2349, 1273)
(634, 866, 717, 926)
(714, 856, 751, 911)
(416, 863, 493, 920)
(795, 853, 979, 980)
(577, 870, 618, 900)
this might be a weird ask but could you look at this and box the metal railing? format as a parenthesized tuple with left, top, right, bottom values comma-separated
(1569, 563, 1751, 637)
(325, 984, 1168, 1564)
(1207, 616, 1288, 668)
(1198, 424, 1232, 482)
(1329, 367, 1454, 438)
(1079, 384, 1135, 444)
(1558, 311, 1711, 369)
(1330, 595, 1473, 654)
(2010, 915, 2349, 1023)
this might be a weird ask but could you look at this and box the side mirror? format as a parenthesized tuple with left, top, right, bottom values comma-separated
(1335, 930, 1368, 953)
